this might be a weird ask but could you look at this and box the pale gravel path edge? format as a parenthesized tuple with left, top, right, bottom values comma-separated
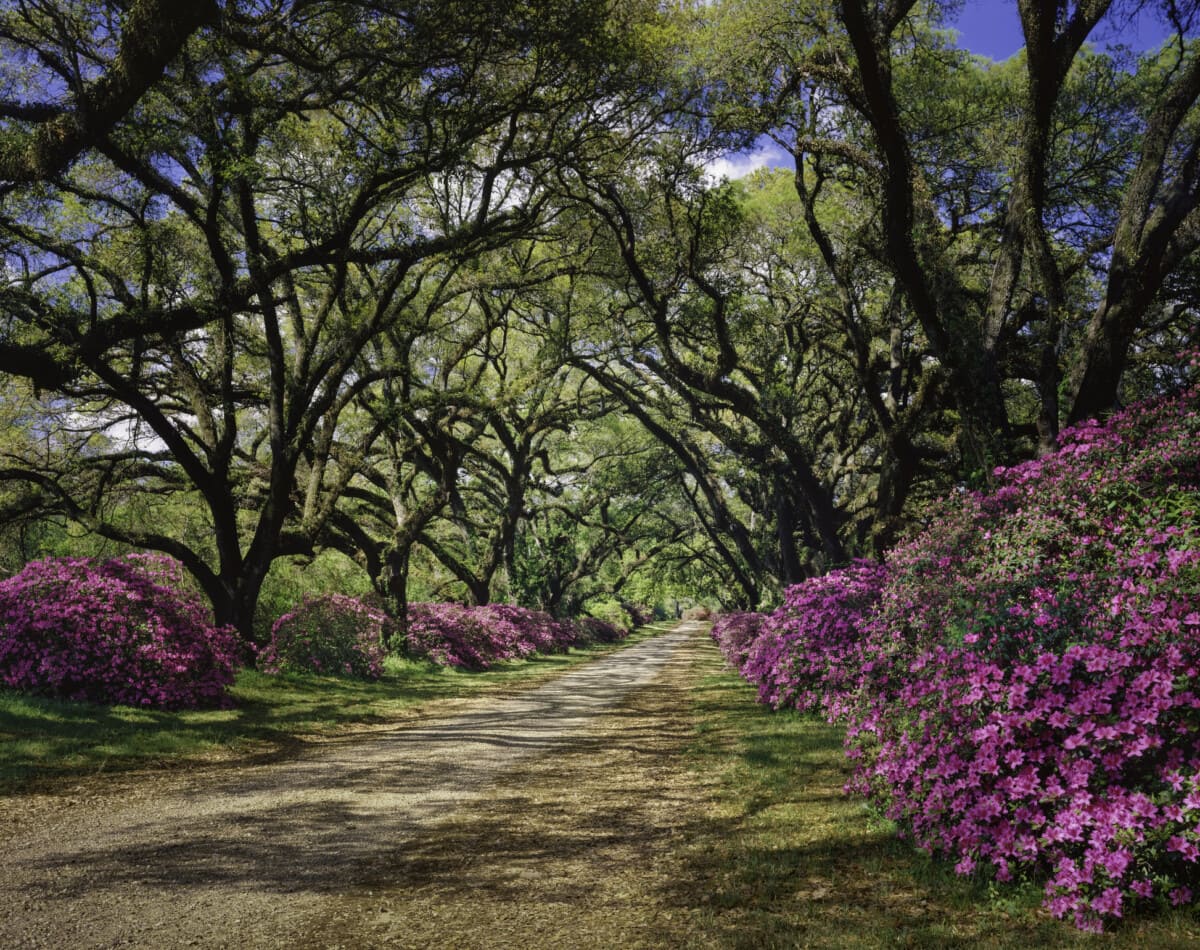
(0, 623, 704, 950)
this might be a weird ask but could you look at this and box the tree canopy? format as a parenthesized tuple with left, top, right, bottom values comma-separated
(1, 0, 1196, 634)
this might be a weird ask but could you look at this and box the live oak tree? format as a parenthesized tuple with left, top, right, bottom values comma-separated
(550, 0, 1198, 590)
(1068, 23, 1200, 421)
(507, 424, 694, 617)
(0, 0, 658, 637)
(520, 174, 774, 604)
(700, 0, 1199, 463)
(0, 0, 217, 185)
(325, 253, 695, 618)
(1, 0, 1197, 620)
(327, 256, 589, 612)
(397, 280, 618, 609)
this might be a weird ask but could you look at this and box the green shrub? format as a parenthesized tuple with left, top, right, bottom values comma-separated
(258, 594, 388, 680)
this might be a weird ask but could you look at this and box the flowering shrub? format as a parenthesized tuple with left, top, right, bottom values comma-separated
(850, 386, 1200, 931)
(710, 611, 767, 671)
(402, 602, 623, 670)
(0, 554, 240, 709)
(743, 562, 887, 714)
(258, 594, 388, 680)
(719, 384, 1200, 931)
(709, 563, 887, 716)
(576, 616, 627, 644)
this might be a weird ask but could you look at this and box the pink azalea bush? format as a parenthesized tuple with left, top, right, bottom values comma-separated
(710, 565, 886, 716)
(0, 554, 240, 708)
(576, 616, 627, 644)
(713, 384, 1200, 931)
(258, 593, 388, 680)
(739, 562, 887, 714)
(710, 611, 767, 671)
(402, 602, 625, 670)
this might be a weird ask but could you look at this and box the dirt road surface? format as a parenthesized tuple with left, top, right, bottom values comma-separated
(0, 623, 717, 949)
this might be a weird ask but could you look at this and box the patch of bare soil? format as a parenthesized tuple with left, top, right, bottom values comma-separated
(0, 625, 717, 949)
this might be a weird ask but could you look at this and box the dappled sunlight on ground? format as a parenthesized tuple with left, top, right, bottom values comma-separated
(0, 626, 700, 948)
(5, 626, 1196, 948)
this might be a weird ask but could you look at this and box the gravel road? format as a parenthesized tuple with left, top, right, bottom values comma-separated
(0, 623, 704, 949)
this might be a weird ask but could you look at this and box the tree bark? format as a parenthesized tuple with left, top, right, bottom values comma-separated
(1069, 48, 1200, 423)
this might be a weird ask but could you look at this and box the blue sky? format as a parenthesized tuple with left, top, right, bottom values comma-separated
(952, 0, 1176, 61)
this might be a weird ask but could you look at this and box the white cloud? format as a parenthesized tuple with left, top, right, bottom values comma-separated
(702, 141, 791, 184)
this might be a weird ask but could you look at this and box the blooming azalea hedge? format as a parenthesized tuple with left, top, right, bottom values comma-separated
(402, 602, 625, 670)
(1, 551, 632, 701)
(710, 611, 766, 672)
(713, 384, 1200, 931)
(258, 593, 389, 680)
(0, 554, 240, 709)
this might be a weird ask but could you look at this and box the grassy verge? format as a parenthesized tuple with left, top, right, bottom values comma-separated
(685, 635, 1200, 949)
(0, 622, 674, 795)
